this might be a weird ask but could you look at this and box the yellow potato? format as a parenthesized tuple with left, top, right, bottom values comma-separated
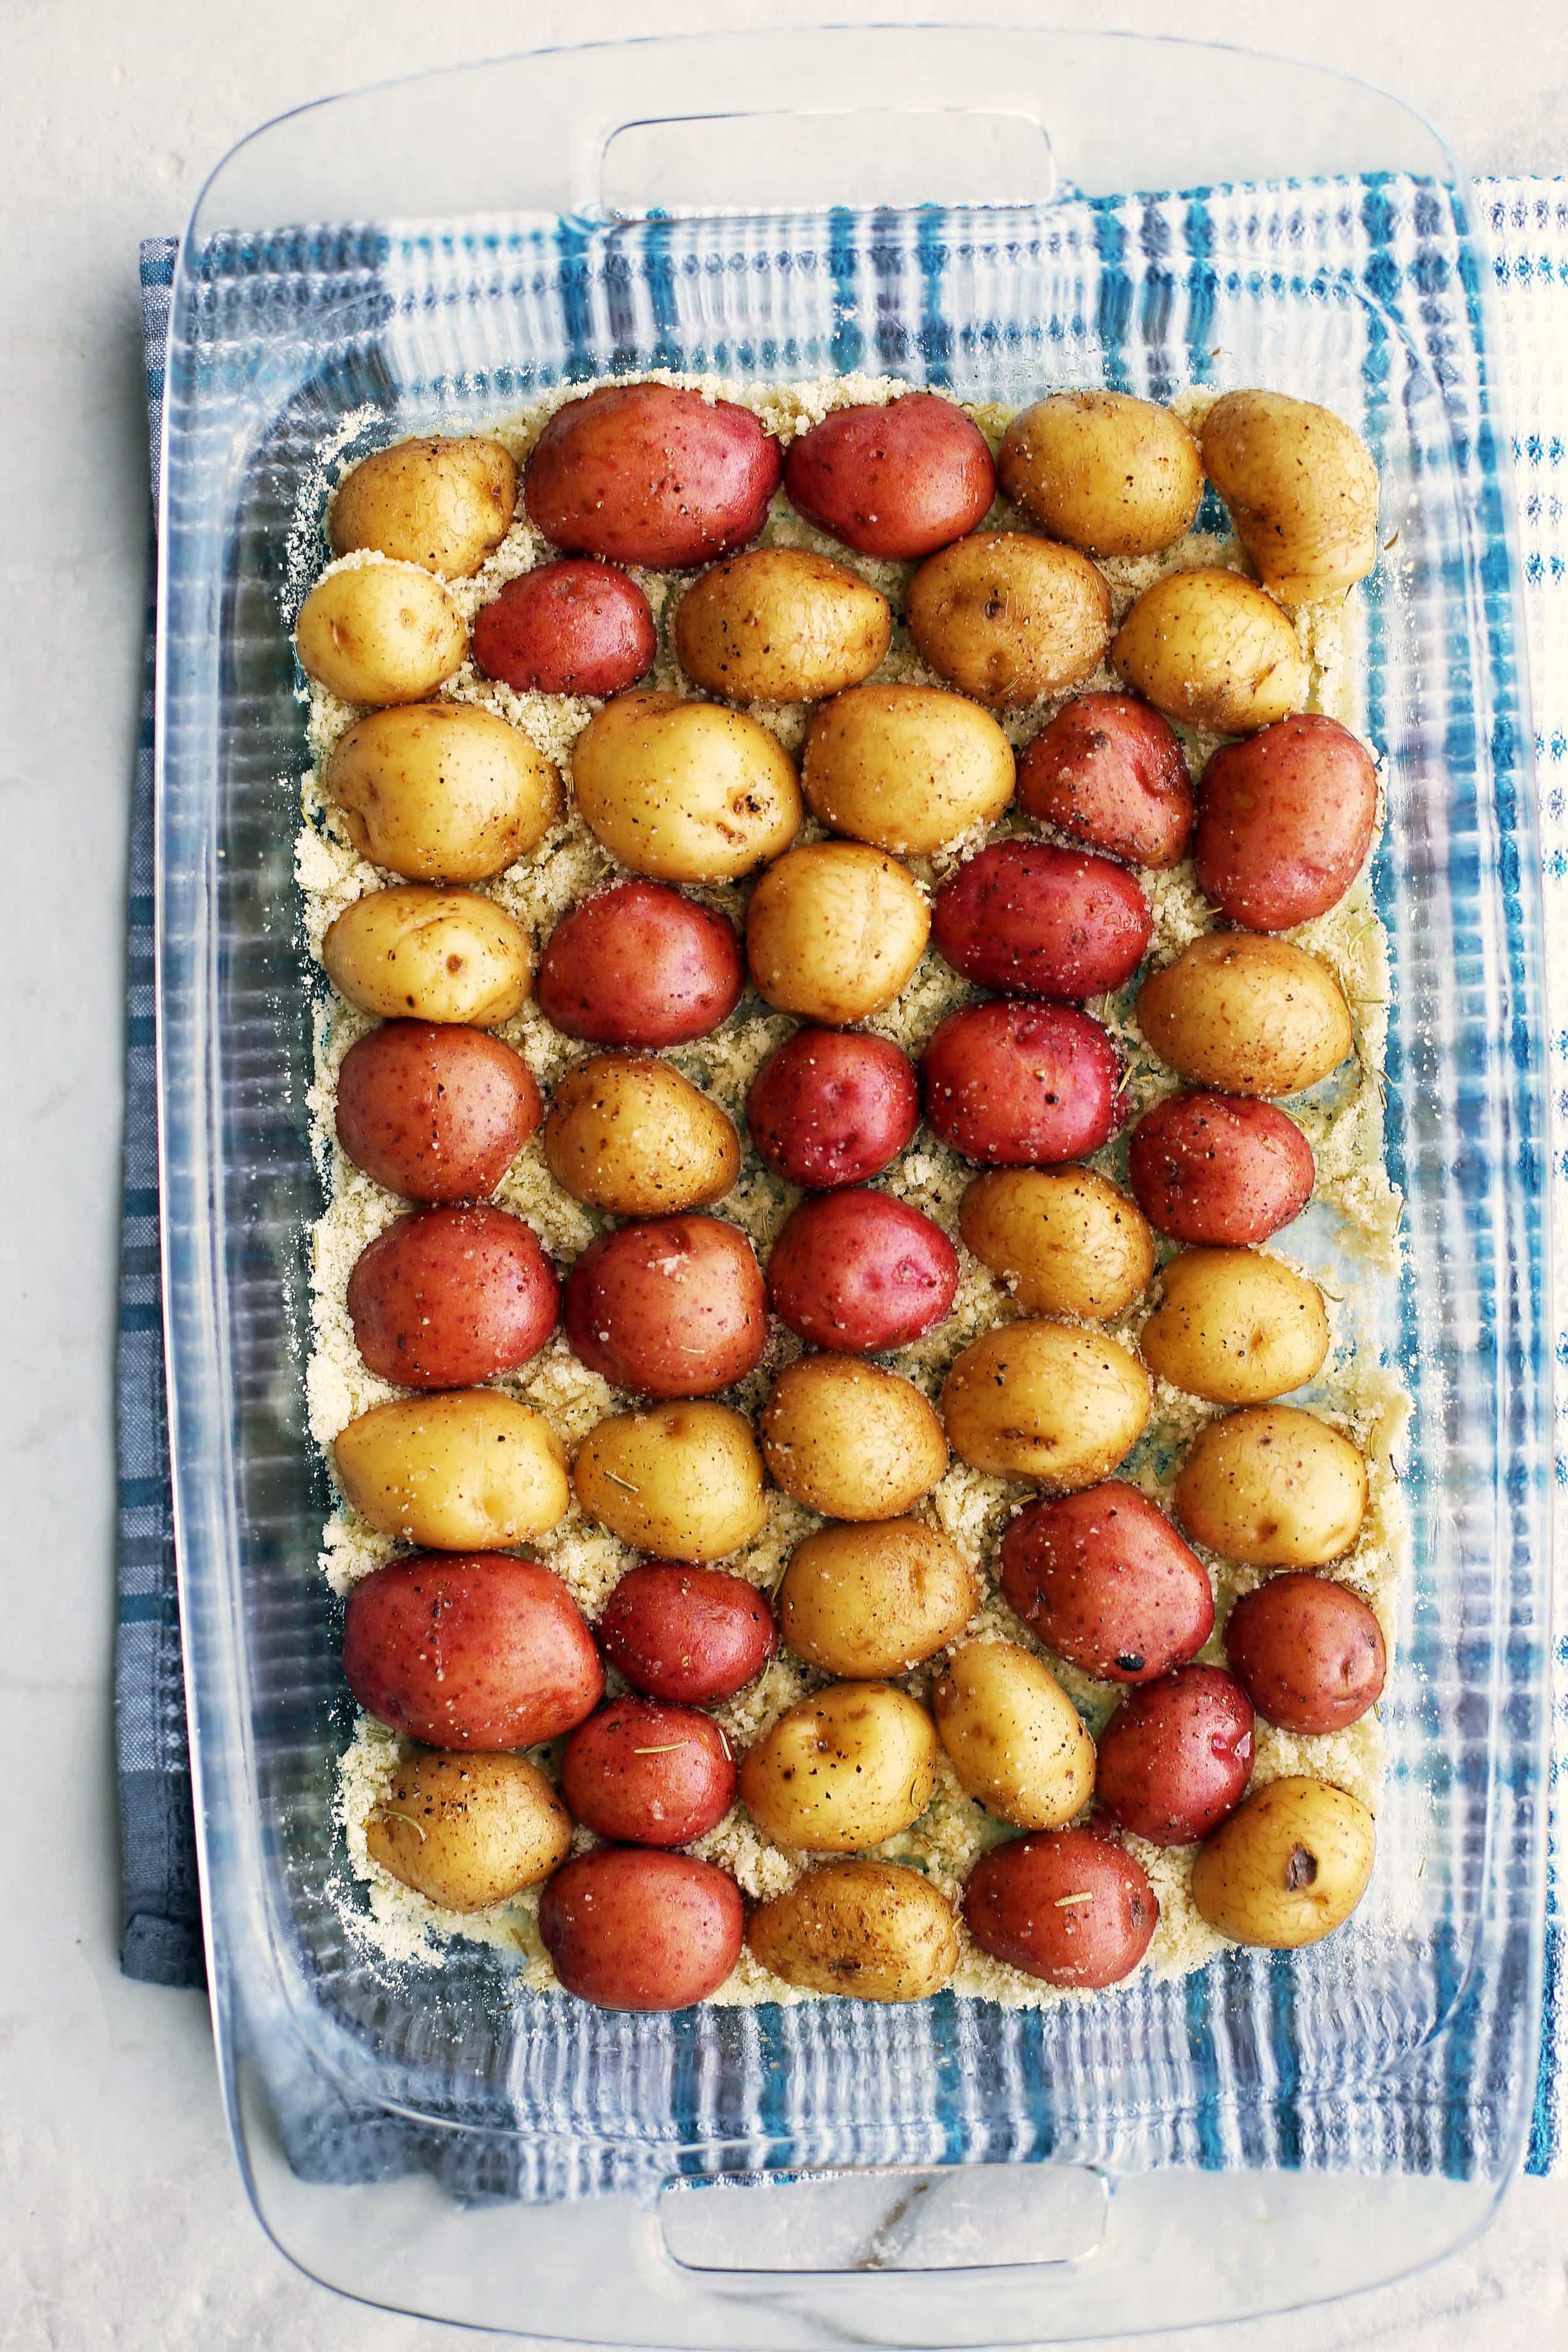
(321, 886, 532, 1025)
(1137, 934, 1353, 1098)
(324, 702, 562, 882)
(1190, 1776, 1375, 1947)
(746, 842, 930, 1025)
(1174, 1403, 1368, 1567)
(1111, 568, 1306, 734)
(571, 691, 803, 882)
(542, 1052, 739, 1215)
(999, 391, 1204, 558)
(746, 1860, 959, 2001)
(778, 1519, 980, 1678)
(675, 546, 892, 704)
(760, 1357, 948, 1520)
(330, 435, 517, 579)
(958, 1167, 1155, 1321)
(573, 1400, 766, 1561)
(365, 1751, 571, 1912)
(738, 1683, 937, 1853)
(295, 561, 467, 705)
(334, 1391, 569, 1548)
(932, 1640, 1094, 1829)
(1200, 391, 1380, 607)
(941, 1322, 1149, 1488)
(802, 684, 1015, 857)
(1141, 1247, 1330, 1404)
(906, 532, 1113, 707)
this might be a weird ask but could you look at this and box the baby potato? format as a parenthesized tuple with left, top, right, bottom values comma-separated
(941, 1322, 1150, 1489)
(1136, 934, 1354, 1098)
(675, 546, 892, 704)
(333, 1391, 569, 1549)
(1174, 1403, 1369, 1568)
(344, 1552, 602, 1749)
(778, 1518, 980, 1678)
(1127, 1090, 1315, 1246)
(539, 1848, 745, 2010)
(959, 1168, 1155, 1322)
(802, 684, 1015, 857)
(931, 841, 1152, 1002)
(1093, 1664, 1255, 1846)
(760, 1357, 948, 1521)
(747, 1860, 959, 2002)
(783, 391, 996, 559)
(963, 1826, 1158, 1988)
(1224, 1571, 1387, 1734)
(738, 1683, 938, 1852)
(746, 1029, 920, 1192)
(1200, 391, 1380, 607)
(559, 1698, 737, 1848)
(572, 691, 803, 882)
(524, 382, 781, 568)
(330, 435, 517, 578)
(1195, 714, 1379, 933)
(599, 1564, 778, 1705)
(472, 560, 656, 698)
(322, 886, 533, 1026)
(933, 1640, 1095, 1830)
(1140, 1247, 1330, 1406)
(1190, 1775, 1375, 1947)
(324, 702, 562, 883)
(335, 1020, 543, 1201)
(1017, 691, 1195, 870)
(922, 1001, 1123, 1167)
(573, 1400, 767, 1562)
(746, 841, 930, 1025)
(563, 1214, 766, 1398)
(347, 1203, 558, 1389)
(295, 561, 466, 705)
(999, 391, 1204, 559)
(998, 1481, 1214, 1685)
(366, 1751, 571, 1912)
(906, 532, 1113, 707)
(767, 1190, 958, 1354)
(538, 881, 744, 1051)
(543, 1054, 739, 1216)
(1111, 569, 1307, 735)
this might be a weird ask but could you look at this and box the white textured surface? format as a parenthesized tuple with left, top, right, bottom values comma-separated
(3, 3, 1567, 2347)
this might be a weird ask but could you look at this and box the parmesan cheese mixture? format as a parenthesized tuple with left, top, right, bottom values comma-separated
(293, 373, 1407, 2007)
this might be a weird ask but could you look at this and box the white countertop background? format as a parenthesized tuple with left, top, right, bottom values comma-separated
(4, 2, 1565, 2345)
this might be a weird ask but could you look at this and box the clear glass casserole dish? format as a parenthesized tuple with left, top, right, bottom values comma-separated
(155, 26, 1553, 2343)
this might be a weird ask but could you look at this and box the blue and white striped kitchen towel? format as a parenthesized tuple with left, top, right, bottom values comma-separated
(117, 176, 1568, 2169)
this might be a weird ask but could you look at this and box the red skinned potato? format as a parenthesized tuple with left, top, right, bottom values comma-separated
(537, 882, 744, 1049)
(599, 1563, 777, 1704)
(472, 560, 656, 697)
(746, 1029, 919, 1191)
(524, 384, 780, 568)
(347, 1204, 558, 1388)
(923, 1000, 1122, 1165)
(336, 1020, 541, 1202)
(783, 392, 996, 559)
(963, 1826, 1158, 1988)
(1195, 714, 1379, 931)
(1128, 1090, 1315, 1246)
(766, 1190, 959, 1353)
(1017, 692, 1194, 869)
(564, 1215, 766, 1399)
(931, 842, 1152, 1001)
(999, 1482, 1215, 1684)
(559, 1698, 738, 1847)
(343, 1552, 603, 1749)
(1224, 1572, 1387, 1734)
(1094, 1665, 1256, 1846)
(539, 1847, 744, 2009)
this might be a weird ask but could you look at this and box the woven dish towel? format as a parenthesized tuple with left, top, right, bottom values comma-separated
(117, 174, 1568, 2167)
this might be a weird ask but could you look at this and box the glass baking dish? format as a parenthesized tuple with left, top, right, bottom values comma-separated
(155, 26, 1553, 2343)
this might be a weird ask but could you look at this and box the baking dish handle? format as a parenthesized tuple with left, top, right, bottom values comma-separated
(568, 24, 1057, 220)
